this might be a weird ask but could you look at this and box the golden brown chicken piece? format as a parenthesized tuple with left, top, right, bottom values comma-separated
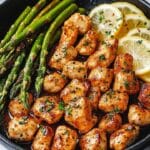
(60, 79, 89, 104)
(76, 30, 98, 55)
(114, 53, 133, 73)
(64, 13, 91, 34)
(65, 97, 97, 133)
(87, 86, 101, 109)
(88, 67, 114, 92)
(49, 46, 77, 70)
(113, 70, 140, 94)
(32, 96, 64, 124)
(98, 113, 122, 134)
(138, 83, 150, 110)
(110, 124, 140, 150)
(43, 72, 67, 93)
(98, 90, 129, 113)
(8, 116, 40, 142)
(8, 93, 33, 117)
(128, 104, 150, 126)
(80, 128, 107, 150)
(62, 61, 87, 80)
(87, 39, 118, 69)
(51, 125, 78, 150)
(32, 125, 54, 150)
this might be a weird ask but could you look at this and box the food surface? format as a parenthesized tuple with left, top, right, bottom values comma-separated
(0, 0, 150, 150)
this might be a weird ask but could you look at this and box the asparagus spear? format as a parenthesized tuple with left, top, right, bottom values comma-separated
(20, 33, 44, 108)
(15, 0, 47, 35)
(0, 0, 74, 54)
(0, 6, 31, 48)
(35, 3, 78, 97)
(0, 52, 25, 105)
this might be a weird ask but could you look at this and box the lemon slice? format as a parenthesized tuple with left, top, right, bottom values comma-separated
(118, 36, 150, 76)
(138, 71, 150, 83)
(89, 4, 123, 39)
(127, 28, 150, 41)
(112, 2, 144, 16)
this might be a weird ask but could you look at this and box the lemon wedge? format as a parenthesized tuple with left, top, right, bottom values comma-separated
(112, 2, 144, 16)
(89, 4, 123, 39)
(127, 28, 150, 41)
(138, 71, 150, 83)
(118, 36, 150, 76)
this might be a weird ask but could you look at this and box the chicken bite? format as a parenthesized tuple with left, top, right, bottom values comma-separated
(98, 113, 122, 134)
(32, 96, 64, 124)
(63, 61, 87, 79)
(87, 39, 118, 69)
(80, 128, 107, 150)
(8, 116, 40, 141)
(88, 67, 114, 92)
(113, 70, 139, 94)
(65, 97, 97, 133)
(128, 104, 150, 126)
(32, 125, 54, 150)
(43, 72, 67, 93)
(110, 124, 140, 150)
(51, 125, 78, 150)
(138, 83, 150, 110)
(98, 90, 129, 113)
(76, 30, 98, 55)
(60, 79, 89, 104)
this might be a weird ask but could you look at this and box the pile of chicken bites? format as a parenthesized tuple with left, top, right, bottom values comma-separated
(7, 13, 150, 150)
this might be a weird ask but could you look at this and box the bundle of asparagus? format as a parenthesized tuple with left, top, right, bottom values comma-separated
(0, 0, 82, 112)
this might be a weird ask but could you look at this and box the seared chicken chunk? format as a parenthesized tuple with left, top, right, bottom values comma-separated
(8, 116, 40, 141)
(113, 70, 139, 94)
(64, 13, 91, 34)
(43, 72, 67, 93)
(87, 39, 118, 69)
(9, 93, 33, 117)
(88, 67, 113, 92)
(76, 30, 98, 55)
(98, 113, 122, 134)
(32, 96, 64, 124)
(114, 53, 133, 73)
(128, 104, 150, 126)
(49, 46, 77, 70)
(87, 86, 101, 109)
(32, 125, 54, 150)
(98, 90, 129, 113)
(51, 125, 78, 150)
(60, 79, 89, 104)
(110, 124, 140, 150)
(138, 83, 150, 109)
(63, 61, 87, 80)
(65, 97, 97, 133)
(80, 128, 107, 150)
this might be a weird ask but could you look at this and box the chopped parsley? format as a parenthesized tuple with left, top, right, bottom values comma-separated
(58, 101, 65, 111)
(99, 54, 106, 60)
(136, 40, 143, 44)
(19, 116, 28, 125)
(124, 81, 130, 89)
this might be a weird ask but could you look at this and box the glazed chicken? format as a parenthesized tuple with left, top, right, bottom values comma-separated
(80, 128, 107, 150)
(128, 104, 150, 126)
(88, 67, 114, 92)
(98, 90, 129, 113)
(43, 72, 67, 93)
(64, 97, 97, 133)
(138, 83, 150, 109)
(32, 125, 54, 150)
(51, 125, 78, 150)
(62, 61, 87, 79)
(113, 70, 139, 94)
(98, 113, 122, 134)
(32, 96, 64, 124)
(87, 39, 118, 69)
(8, 93, 33, 117)
(60, 79, 89, 104)
(110, 124, 140, 150)
(76, 30, 98, 55)
(8, 116, 40, 141)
